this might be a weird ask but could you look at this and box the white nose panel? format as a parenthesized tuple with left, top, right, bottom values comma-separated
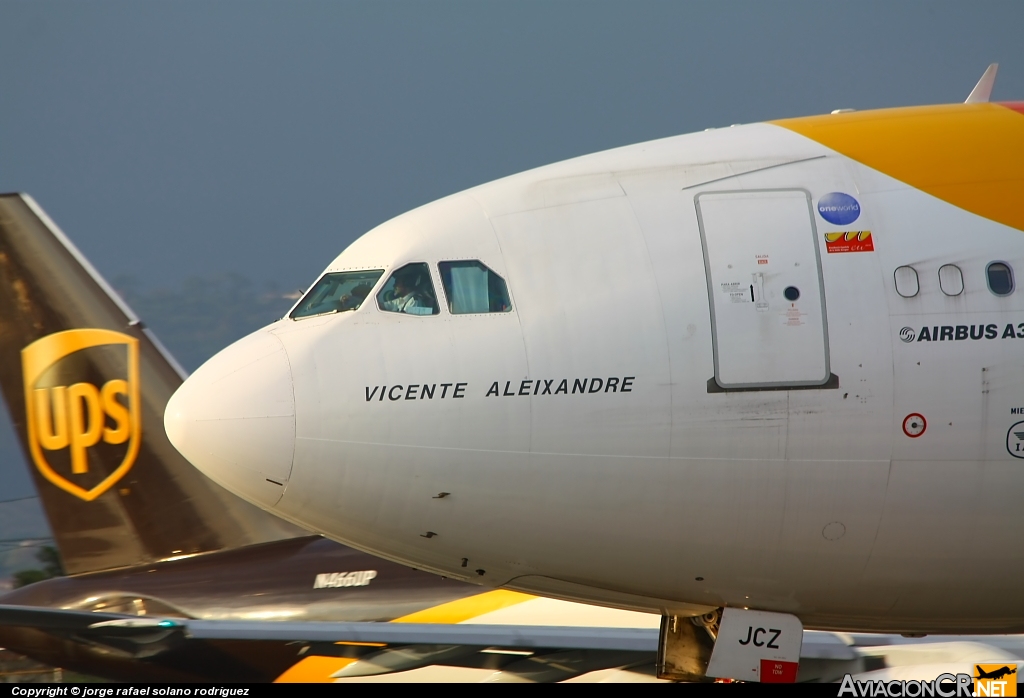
(165, 331, 295, 508)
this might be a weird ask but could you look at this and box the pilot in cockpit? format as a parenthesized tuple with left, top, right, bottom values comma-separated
(378, 268, 434, 315)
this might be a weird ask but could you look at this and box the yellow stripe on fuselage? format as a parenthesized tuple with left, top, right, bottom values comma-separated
(392, 588, 534, 624)
(275, 656, 359, 683)
(772, 103, 1024, 231)
(274, 590, 535, 682)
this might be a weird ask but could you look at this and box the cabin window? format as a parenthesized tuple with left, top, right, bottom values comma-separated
(938, 264, 964, 296)
(376, 263, 440, 315)
(987, 262, 1014, 296)
(290, 270, 384, 319)
(438, 261, 512, 314)
(894, 266, 919, 298)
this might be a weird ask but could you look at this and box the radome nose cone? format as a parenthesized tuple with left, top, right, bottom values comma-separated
(165, 331, 294, 508)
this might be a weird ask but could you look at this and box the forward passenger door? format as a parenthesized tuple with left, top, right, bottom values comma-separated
(696, 189, 830, 390)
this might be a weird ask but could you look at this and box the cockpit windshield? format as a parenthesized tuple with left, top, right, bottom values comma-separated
(290, 270, 384, 319)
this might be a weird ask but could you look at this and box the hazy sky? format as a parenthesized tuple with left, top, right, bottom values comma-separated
(0, 1, 1022, 515)
(2, 2, 1023, 291)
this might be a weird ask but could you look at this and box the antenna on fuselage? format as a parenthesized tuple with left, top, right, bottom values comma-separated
(965, 63, 999, 103)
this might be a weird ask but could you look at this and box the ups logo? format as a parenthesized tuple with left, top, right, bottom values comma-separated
(22, 329, 141, 501)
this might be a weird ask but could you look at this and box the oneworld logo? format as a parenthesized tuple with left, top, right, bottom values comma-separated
(900, 327, 916, 343)
(817, 192, 861, 225)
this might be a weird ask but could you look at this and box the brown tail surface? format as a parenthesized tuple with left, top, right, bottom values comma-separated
(0, 193, 304, 575)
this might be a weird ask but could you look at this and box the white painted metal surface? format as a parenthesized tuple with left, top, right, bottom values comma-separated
(707, 608, 803, 682)
(697, 189, 829, 388)
(165, 108, 1024, 636)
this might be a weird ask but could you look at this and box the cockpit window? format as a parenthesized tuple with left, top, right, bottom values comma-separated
(376, 263, 440, 316)
(290, 270, 384, 319)
(438, 261, 511, 314)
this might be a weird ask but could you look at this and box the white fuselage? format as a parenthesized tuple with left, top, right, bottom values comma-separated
(166, 114, 1024, 633)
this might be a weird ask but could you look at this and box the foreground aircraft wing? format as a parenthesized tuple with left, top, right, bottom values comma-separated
(0, 604, 862, 682)
(0, 604, 659, 681)
(0, 603, 657, 650)
(184, 618, 657, 650)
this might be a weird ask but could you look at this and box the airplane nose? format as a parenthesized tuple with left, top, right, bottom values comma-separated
(165, 330, 295, 509)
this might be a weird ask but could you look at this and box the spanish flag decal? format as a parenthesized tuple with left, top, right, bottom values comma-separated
(824, 230, 874, 254)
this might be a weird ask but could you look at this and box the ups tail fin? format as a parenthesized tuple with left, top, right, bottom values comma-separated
(0, 193, 304, 575)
